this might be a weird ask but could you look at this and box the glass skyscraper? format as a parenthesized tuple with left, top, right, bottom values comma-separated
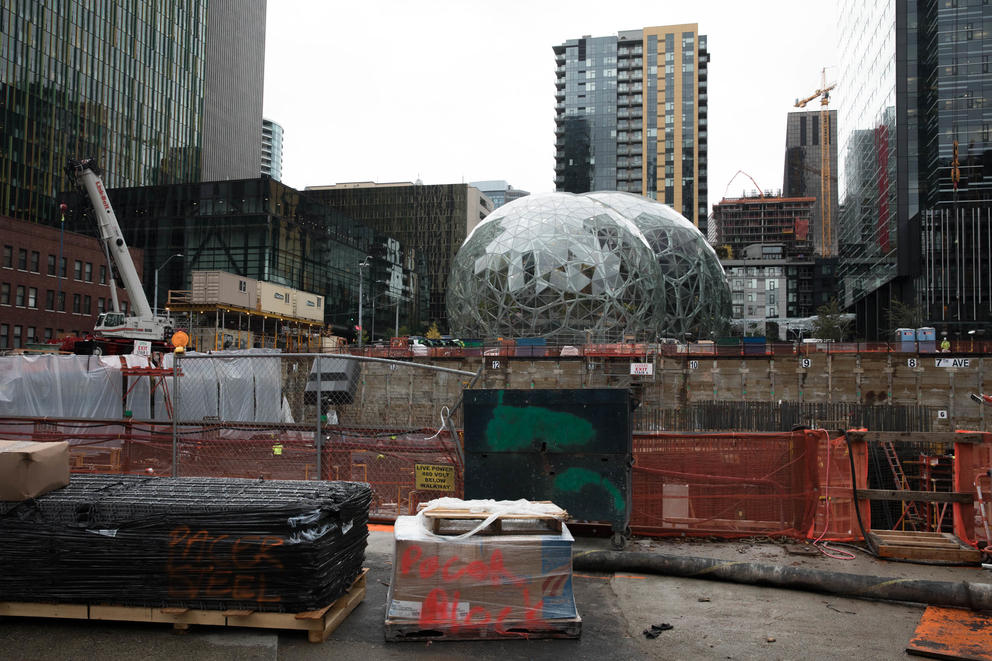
(1, 1, 264, 225)
(553, 24, 709, 232)
(836, 0, 992, 336)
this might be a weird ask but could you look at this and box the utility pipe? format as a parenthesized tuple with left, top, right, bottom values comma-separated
(572, 550, 992, 611)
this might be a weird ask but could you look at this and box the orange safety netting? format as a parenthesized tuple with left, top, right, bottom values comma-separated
(632, 430, 828, 540)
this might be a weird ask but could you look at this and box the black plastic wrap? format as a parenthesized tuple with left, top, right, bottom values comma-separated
(0, 475, 371, 612)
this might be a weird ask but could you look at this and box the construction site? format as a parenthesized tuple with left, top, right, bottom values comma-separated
(1, 340, 991, 659)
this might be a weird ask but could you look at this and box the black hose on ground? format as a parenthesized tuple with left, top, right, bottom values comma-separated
(572, 550, 992, 611)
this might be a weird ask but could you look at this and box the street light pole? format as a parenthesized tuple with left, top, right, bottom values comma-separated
(357, 257, 370, 347)
(154, 253, 183, 316)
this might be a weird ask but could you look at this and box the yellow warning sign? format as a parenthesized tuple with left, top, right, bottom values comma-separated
(415, 463, 455, 491)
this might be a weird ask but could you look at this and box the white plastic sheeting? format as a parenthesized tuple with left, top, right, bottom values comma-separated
(0, 354, 123, 418)
(0, 350, 292, 424)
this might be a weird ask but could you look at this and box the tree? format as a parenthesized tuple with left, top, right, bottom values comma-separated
(425, 322, 442, 340)
(765, 320, 780, 341)
(811, 299, 852, 341)
(885, 299, 925, 333)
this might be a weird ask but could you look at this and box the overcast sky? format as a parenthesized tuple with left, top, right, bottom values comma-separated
(263, 1, 838, 213)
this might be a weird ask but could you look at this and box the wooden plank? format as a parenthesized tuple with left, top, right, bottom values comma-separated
(384, 615, 582, 642)
(868, 531, 982, 563)
(310, 581, 367, 643)
(0, 569, 369, 644)
(0, 602, 88, 619)
(90, 605, 155, 622)
(846, 431, 986, 445)
(151, 609, 226, 626)
(856, 489, 974, 503)
(875, 544, 981, 562)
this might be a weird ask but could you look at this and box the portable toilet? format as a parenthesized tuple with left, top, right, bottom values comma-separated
(895, 328, 915, 352)
(916, 327, 937, 353)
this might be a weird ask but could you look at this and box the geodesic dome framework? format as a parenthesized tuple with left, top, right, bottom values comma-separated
(446, 192, 729, 343)
(586, 192, 732, 339)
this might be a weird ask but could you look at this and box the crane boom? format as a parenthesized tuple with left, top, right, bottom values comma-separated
(64, 158, 174, 350)
(68, 159, 153, 318)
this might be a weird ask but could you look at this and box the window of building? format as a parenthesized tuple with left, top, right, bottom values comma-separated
(73, 294, 81, 313)
(99, 265, 107, 284)
(766, 307, 778, 318)
(47, 254, 56, 276)
(74, 260, 82, 280)
(747, 278, 757, 289)
(767, 280, 778, 290)
(18, 249, 27, 270)
(122, 301, 128, 315)
(0, 283, 8, 305)
(2, 245, 11, 268)
(28, 287, 37, 308)
(732, 278, 743, 289)
(0, 324, 7, 348)
(58, 292, 65, 312)
(46, 290, 55, 310)
(97, 298, 105, 314)
(768, 293, 776, 305)
(732, 305, 743, 317)
(85, 262, 93, 282)
(747, 293, 756, 302)
(26, 327, 35, 343)
(30, 251, 39, 273)
(83, 295, 91, 314)
(60, 257, 67, 278)
(44, 328, 53, 341)
(15, 285, 25, 307)
(12, 325, 21, 349)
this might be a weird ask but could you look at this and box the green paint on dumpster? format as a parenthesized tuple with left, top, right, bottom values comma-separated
(484, 392, 595, 451)
(554, 467, 625, 511)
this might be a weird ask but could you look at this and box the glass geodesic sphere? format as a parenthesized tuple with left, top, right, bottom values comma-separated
(585, 192, 731, 339)
(446, 193, 666, 342)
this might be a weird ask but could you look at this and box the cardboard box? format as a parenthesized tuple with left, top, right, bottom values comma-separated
(386, 514, 578, 633)
(0, 440, 70, 500)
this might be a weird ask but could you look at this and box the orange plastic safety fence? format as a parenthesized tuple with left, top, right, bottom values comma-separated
(630, 431, 820, 539)
(807, 433, 869, 542)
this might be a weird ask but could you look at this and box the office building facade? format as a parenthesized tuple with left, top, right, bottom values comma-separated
(1, 1, 264, 225)
(554, 25, 709, 231)
(306, 182, 493, 329)
(784, 110, 838, 256)
(60, 178, 429, 340)
(836, 0, 992, 337)
(468, 180, 529, 209)
(261, 119, 284, 182)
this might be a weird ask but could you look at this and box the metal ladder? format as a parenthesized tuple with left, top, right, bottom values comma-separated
(880, 441, 923, 530)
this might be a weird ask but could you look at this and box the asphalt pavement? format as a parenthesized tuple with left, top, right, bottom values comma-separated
(2, 529, 989, 661)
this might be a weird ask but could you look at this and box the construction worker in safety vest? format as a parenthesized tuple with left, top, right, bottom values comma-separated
(940, 337, 951, 353)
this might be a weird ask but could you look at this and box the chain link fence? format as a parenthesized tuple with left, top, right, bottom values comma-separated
(164, 351, 476, 519)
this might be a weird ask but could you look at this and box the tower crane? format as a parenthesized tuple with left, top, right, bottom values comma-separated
(795, 68, 836, 257)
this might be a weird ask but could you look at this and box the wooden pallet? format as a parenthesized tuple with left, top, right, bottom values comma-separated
(422, 503, 569, 536)
(385, 615, 582, 642)
(868, 530, 982, 563)
(0, 568, 367, 643)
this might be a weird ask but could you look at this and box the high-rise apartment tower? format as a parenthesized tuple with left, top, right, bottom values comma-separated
(261, 119, 284, 182)
(554, 24, 709, 231)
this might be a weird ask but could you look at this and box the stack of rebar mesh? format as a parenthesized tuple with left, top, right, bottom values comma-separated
(0, 475, 371, 612)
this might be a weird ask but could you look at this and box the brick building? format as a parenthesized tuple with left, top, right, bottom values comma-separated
(0, 216, 142, 349)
